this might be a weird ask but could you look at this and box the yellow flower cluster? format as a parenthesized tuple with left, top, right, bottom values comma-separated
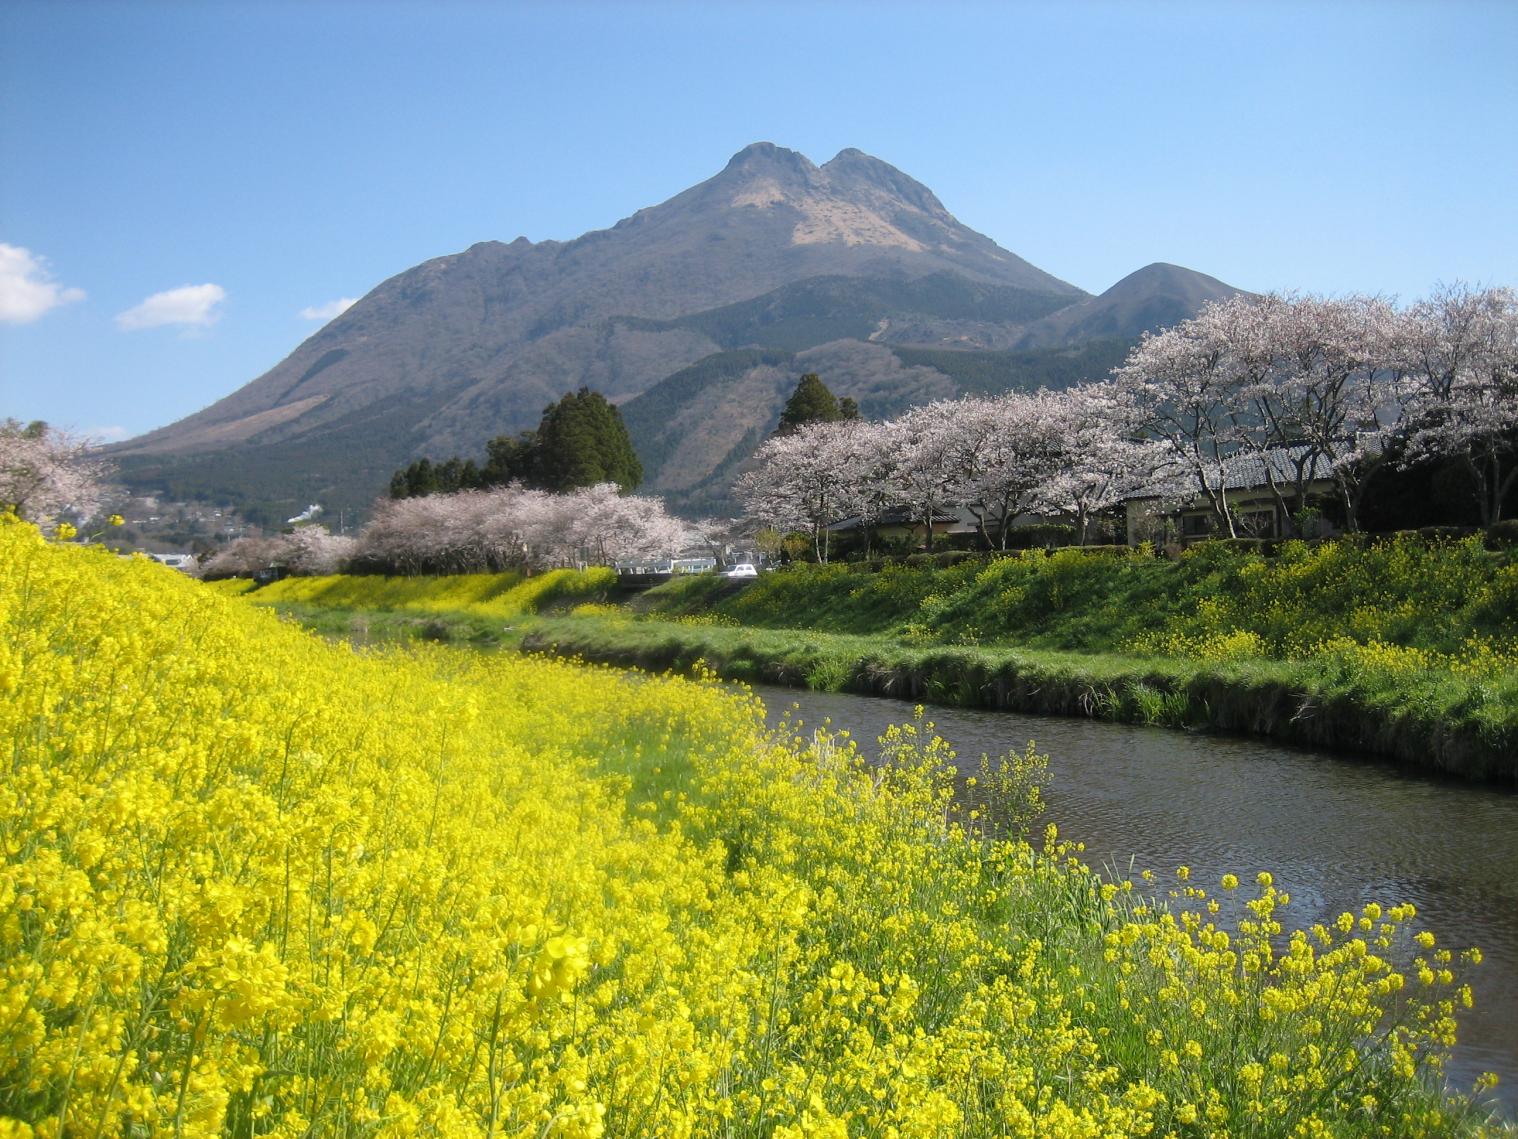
(664, 612, 740, 628)
(1131, 629, 1270, 664)
(1149, 536, 1518, 682)
(0, 519, 1501, 1137)
(198, 577, 259, 598)
(1311, 636, 1440, 676)
(1128, 626, 1518, 687)
(254, 566, 617, 619)
(1447, 637, 1518, 682)
(1308, 636, 1518, 685)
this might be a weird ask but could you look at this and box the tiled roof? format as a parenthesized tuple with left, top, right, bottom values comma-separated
(1209, 445, 1339, 491)
(827, 506, 970, 532)
(1131, 444, 1348, 500)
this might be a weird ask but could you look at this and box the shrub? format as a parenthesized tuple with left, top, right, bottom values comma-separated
(1485, 519, 1518, 550)
(932, 550, 982, 568)
(1211, 537, 1277, 555)
(1418, 525, 1480, 543)
(1002, 522, 1076, 549)
(940, 531, 984, 552)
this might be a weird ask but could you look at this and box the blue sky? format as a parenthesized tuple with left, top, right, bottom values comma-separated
(2, 0, 1515, 442)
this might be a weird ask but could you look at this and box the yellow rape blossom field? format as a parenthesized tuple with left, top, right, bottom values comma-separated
(246, 568, 618, 620)
(1, 519, 1506, 1138)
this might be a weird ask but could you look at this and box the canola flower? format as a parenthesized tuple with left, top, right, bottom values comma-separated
(0, 518, 1505, 1137)
(250, 567, 617, 620)
(1131, 537, 1518, 684)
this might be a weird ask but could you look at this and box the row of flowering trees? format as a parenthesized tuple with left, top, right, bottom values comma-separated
(735, 385, 1163, 560)
(1115, 283, 1518, 534)
(202, 483, 688, 578)
(735, 284, 1517, 555)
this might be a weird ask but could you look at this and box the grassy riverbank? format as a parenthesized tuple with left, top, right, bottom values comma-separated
(235, 536, 1518, 781)
(516, 614, 1518, 781)
(4, 519, 1509, 1136)
(635, 537, 1518, 663)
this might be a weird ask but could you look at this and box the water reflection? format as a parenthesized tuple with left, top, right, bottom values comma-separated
(750, 683, 1518, 1112)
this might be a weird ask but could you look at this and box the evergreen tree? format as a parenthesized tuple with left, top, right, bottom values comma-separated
(391, 458, 440, 499)
(839, 396, 860, 421)
(437, 457, 466, 494)
(404, 458, 438, 498)
(534, 388, 643, 492)
(481, 432, 539, 487)
(776, 373, 842, 435)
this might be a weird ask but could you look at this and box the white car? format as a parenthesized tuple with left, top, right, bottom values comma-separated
(722, 563, 758, 578)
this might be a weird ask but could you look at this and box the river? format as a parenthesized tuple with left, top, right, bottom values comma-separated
(748, 683, 1518, 1114)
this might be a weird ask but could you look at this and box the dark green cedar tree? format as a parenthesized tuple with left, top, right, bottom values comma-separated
(533, 388, 642, 492)
(775, 373, 843, 435)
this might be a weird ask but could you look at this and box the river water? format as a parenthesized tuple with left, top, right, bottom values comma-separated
(748, 683, 1518, 1113)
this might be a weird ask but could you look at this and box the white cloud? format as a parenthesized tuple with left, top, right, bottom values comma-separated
(83, 425, 131, 444)
(299, 297, 357, 321)
(0, 243, 86, 324)
(116, 283, 226, 331)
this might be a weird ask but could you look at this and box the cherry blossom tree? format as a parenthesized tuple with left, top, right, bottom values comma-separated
(203, 526, 359, 578)
(355, 491, 506, 574)
(1113, 293, 1409, 536)
(1231, 294, 1402, 533)
(1112, 308, 1246, 536)
(823, 420, 895, 557)
(0, 419, 112, 525)
(680, 515, 752, 568)
(735, 421, 875, 562)
(524, 483, 685, 568)
(200, 535, 289, 579)
(1396, 284, 1518, 527)
(347, 483, 686, 574)
(956, 391, 1068, 548)
(282, 525, 359, 576)
(880, 402, 972, 551)
(1034, 384, 1170, 544)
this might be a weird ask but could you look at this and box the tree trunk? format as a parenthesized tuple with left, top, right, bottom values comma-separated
(1495, 460, 1518, 525)
(1462, 452, 1495, 529)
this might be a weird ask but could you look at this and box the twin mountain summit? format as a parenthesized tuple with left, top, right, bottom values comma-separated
(112, 143, 1244, 524)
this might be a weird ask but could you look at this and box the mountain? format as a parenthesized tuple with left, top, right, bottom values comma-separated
(1011, 263, 1244, 350)
(112, 143, 1244, 523)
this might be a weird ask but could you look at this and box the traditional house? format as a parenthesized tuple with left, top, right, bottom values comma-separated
(826, 505, 979, 547)
(1124, 445, 1343, 545)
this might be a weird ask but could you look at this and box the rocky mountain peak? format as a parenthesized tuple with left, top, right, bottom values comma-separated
(708, 143, 975, 256)
(722, 141, 820, 178)
(822, 147, 947, 216)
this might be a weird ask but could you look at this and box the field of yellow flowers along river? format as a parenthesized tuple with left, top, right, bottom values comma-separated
(1, 518, 1507, 1138)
